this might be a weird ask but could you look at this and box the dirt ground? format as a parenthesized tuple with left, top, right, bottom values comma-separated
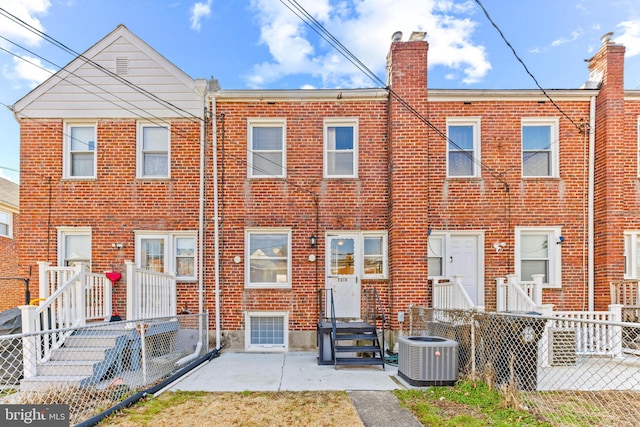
(100, 391, 366, 427)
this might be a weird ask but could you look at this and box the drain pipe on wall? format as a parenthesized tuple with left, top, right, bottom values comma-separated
(588, 95, 596, 311)
(210, 85, 222, 350)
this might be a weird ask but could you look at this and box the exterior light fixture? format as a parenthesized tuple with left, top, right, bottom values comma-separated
(557, 236, 565, 245)
(310, 235, 316, 249)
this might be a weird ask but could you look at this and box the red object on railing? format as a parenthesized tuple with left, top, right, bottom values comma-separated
(105, 271, 121, 282)
(105, 271, 122, 321)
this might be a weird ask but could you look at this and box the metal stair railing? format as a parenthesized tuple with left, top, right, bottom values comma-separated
(328, 288, 337, 368)
(370, 287, 386, 368)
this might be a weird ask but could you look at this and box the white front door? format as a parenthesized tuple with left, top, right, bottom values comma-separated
(449, 235, 481, 305)
(326, 234, 360, 318)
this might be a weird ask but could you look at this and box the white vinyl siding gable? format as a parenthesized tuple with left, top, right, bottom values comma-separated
(12, 25, 204, 120)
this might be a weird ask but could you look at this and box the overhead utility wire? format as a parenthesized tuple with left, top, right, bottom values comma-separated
(473, 0, 586, 133)
(281, 0, 509, 188)
(0, 7, 200, 122)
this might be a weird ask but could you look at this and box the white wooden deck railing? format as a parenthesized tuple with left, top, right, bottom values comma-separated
(432, 276, 480, 311)
(125, 260, 176, 320)
(496, 274, 550, 313)
(548, 305, 623, 356)
(610, 280, 639, 305)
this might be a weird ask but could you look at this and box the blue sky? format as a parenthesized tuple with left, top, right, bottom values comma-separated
(1, 0, 639, 184)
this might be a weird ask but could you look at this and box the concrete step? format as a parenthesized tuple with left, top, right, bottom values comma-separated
(20, 375, 88, 392)
(37, 360, 99, 377)
(50, 347, 108, 361)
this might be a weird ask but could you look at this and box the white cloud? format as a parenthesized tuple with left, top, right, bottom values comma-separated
(190, 0, 212, 31)
(0, 0, 50, 48)
(615, 19, 640, 57)
(4, 55, 55, 89)
(246, 0, 490, 88)
(551, 30, 583, 47)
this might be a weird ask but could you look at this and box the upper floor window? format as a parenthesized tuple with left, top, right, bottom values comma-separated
(515, 227, 562, 288)
(135, 232, 197, 280)
(447, 118, 480, 178)
(637, 118, 640, 177)
(64, 124, 96, 178)
(138, 123, 169, 178)
(246, 229, 291, 289)
(248, 119, 286, 178)
(324, 118, 358, 178)
(58, 227, 91, 268)
(522, 118, 559, 177)
(0, 210, 12, 238)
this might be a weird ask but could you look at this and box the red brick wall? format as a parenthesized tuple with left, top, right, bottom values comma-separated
(0, 211, 23, 310)
(18, 118, 202, 317)
(213, 99, 389, 332)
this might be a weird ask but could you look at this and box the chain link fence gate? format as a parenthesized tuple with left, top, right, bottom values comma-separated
(407, 307, 640, 426)
(0, 312, 208, 425)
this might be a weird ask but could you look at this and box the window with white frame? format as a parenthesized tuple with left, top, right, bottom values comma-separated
(447, 118, 480, 177)
(135, 232, 197, 280)
(245, 311, 288, 351)
(0, 210, 12, 238)
(64, 124, 96, 178)
(324, 118, 358, 178)
(427, 235, 444, 276)
(246, 229, 291, 288)
(637, 118, 640, 177)
(138, 123, 169, 178)
(362, 233, 388, 278)
(522, 118, 559, 177)
(248, 119, 286, 178)
(515, 227, 562, 287)
(58, 228, 91, 268)
(624, 232, 640, 279)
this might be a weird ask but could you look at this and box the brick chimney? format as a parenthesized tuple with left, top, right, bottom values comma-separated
(589, 33, 629, 310)
(386, 32, 431, 318)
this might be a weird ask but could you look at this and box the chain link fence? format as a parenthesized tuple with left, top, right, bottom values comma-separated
(407, 306, 640, 426)
(0, 313, 208, 425)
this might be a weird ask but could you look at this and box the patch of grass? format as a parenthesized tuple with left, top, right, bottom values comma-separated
(394, 380, 551, 427)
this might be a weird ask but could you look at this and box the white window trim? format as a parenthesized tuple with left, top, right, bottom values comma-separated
(521, 117, 559, 178)
(137, 122, 171, 179)
(514, 226, 562, 288)
(0, 208, 13, 238)
(135, 231, 197, 281)
(245, 228, 292, 289)
(637, 117, 640, 177)
(63, 122, 97, 179)
(323, 117, 359, 179)
(244, 311, 289, 352)
(247, 118, 286, 178)
(57, 227, 92, 268)
(624, 231, 640, 279)
(362, 231, 388, 279)
(446, 117, 481, 178)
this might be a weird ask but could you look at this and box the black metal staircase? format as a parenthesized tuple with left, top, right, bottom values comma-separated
(316, 287, 386, 369)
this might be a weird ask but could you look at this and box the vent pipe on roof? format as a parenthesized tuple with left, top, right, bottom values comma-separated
(392, 31, 403, 42)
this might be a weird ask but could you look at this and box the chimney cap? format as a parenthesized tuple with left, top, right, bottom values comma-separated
(391, 31, 403, 42)
(409, 31, 426, 41)
(601, 32, 614, 44)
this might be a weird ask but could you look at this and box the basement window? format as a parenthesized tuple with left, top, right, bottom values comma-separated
(245, 311, 288, 351)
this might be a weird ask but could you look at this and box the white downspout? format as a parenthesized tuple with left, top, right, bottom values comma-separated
(211, 90, 221, 350)
(588, 95, 596, 311)
(179, 80, 208, 366)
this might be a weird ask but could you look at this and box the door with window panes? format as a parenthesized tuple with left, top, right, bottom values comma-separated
(326, 234, 360, 318)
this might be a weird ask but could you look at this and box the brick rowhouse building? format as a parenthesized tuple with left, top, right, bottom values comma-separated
(0, 177, 22, 311)
(11, 25, 640, 351)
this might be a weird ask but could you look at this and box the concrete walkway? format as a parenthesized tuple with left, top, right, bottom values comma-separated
(166, 351, 422, 426)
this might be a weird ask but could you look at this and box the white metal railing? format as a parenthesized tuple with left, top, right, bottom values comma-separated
(126, 260, 176, 320)
(547, 305, 623, 356)
(497, 274, 547, 313)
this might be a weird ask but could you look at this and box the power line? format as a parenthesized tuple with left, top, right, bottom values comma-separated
(473, 0, 587, 133)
